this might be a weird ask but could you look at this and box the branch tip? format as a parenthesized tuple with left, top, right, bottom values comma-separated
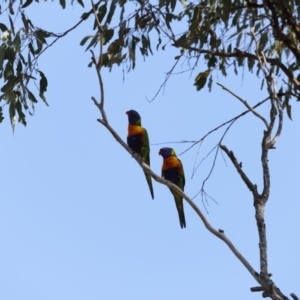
(216, 82, 269, 128)
(291, 293, 300, 300)
(220, 144, 257, 195)
(251, 286, 265, 292)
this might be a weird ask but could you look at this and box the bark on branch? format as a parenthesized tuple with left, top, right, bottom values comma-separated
(94, 105, 262, 287)
(89, 3, 263, 287)
(219, 145, 258, 196)
(89, 3, 293, 299)
(218, 30, 289, 300)
(171, 46, 300, 91)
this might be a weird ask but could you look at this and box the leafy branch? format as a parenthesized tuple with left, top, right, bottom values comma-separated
(90, 29, 262, 294)
(89, 4, 298, 300)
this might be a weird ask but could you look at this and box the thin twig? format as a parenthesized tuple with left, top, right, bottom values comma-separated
(91, 0, 104, 72)
(251, 286, 265, 292)
(178, 96, 269, 156)
(88, 13, 264, 291)
(197, 118, 236, 204)
(96, 116, 263, 288)
(216, 82, 269, 128)
(90, 51, 107, 122)
(29, 0, 103, 67)
(291, 293, 300, 300)
(91, 0, 105, 112)
(175, 44, 300, 93)
(88, 3, 293, 297)
(146, 54, 183, 102)
(192, 143, 216, 178)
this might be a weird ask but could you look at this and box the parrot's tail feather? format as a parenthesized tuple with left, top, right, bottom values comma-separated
(144, 171, 154, 200)
(179, 210, 186, 229)
(174, 195, 186, 229)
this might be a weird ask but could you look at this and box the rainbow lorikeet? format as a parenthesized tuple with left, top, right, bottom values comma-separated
(159, 147, 186, 229)
(126, 110, 154, 200)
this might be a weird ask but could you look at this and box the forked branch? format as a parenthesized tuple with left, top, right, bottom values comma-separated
(216, 82, 269, 128)
(89, 2, 263, 290)
(92, 85, 263, 290)
(89, 3, 295, 299)
(220, 145, 258, 196)
(215, 30, 288, 299)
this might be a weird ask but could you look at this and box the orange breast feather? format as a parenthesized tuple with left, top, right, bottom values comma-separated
(162, 156, 182, 171)
(128, 124, 144, 136)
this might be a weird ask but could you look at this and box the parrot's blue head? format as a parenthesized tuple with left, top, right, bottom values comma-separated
(159, 147, 176, 158)
(126, 110, 141, 125)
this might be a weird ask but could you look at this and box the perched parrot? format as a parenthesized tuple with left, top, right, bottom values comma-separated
(126, 110, 154, 200)
(159, 147, 186, 229)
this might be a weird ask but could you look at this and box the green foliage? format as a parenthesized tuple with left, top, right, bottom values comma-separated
(59, 0, 66, 9)
(2, 0, 300, 128)
(0, 5, 50, 130)
(194, 70, 210, 91)
(83, 0, 300, 119)
(38, 71, 48, 105)
(79, 0, 158, 71)
(0, 0, 88, 129)
(77, 0, 84, 8)
(21, 0, 34, 9)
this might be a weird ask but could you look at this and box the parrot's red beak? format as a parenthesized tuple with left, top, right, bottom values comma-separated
(125, 111, 129, 115)
(158, 151, 162, 156)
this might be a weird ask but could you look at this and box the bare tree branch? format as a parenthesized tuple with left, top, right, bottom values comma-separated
(91, 0, 106, 113)
(91, 0, 104, 73)
(90, 51, 108, 123)
(146, 53, 184, 102)
(170, 42, 300, 92)
(251, 286, 265, 292)
(88, 4, 293, 298)
(95, 105, 263, 288)
(178, 97, 269, 156)
(219, 145, 258, 195)
(88, 13, 265, 291)
(291, 293, 300, 300)
(216, 82, 269, 128)
(249, 29, 273, 282)
(262, 55, 284, 149)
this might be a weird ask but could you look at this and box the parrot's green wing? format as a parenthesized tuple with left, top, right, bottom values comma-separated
(171, 158, 186, 228)
(178, 158, 185, 191)
(141, 128, 154, 199)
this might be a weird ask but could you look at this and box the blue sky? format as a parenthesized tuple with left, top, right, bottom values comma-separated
(1, 2, 299, 300)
